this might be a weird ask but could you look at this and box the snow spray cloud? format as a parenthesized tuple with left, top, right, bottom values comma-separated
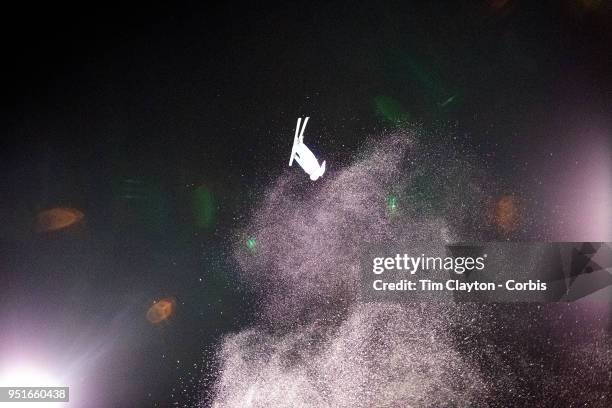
(208, 129, 611, 407)
(231, 131, 494, 324)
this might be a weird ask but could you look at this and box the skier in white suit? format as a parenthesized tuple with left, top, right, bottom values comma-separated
(289, 117, 326, 181)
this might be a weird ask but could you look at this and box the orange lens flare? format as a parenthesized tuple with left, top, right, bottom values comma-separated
(146, 297, 176, 324)
(491, 195, 520, 234)
(35, 207, 84, 232)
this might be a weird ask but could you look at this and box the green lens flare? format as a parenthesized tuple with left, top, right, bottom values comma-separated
(246, 238, 257, 250)
(193, 186, 217, 230)
(386, 195, 398, 213)
(374, 95, 410, 125)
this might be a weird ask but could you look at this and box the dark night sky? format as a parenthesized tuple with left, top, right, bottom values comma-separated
(1, 1, 610, 406)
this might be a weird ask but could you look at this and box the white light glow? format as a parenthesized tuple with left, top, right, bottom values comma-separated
(0, 363, 67, 408)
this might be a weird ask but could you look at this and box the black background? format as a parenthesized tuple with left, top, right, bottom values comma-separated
(1, 1, 610, 406)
